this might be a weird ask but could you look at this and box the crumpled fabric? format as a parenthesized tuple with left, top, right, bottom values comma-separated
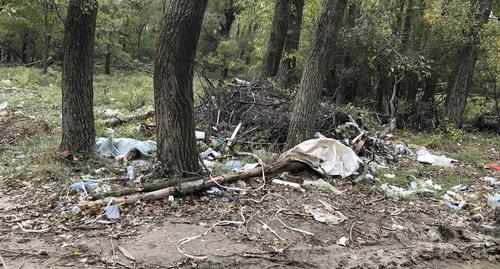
(416, 147, 456, 167)
(96, 137, 157, 158)
(279, 138, 362, 177)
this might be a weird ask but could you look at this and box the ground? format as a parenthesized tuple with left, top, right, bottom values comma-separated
(0, 67, 499, 269)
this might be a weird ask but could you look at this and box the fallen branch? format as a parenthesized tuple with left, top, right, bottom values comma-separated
(82, 160, 307, 208)
(0, 251, 8, 269)
(105, 111, 154, 127)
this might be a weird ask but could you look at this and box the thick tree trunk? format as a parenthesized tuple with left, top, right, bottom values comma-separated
(60, 0, 98, 154)
(260, 0, 291, 78)
(286, 0, 347, 148)
(42, 0, 50, 74)
(445, 0, 493, 127)
(154, 0, 207, 176)
(277, 0, 304, 88)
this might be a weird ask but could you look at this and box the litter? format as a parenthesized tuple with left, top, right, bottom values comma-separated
(442, 191, 466, 211)
(279, 137, 362, 177)
(1, 79, 12, 86)
(485, 163, 500, 170)
(451, 184, 468, 191)
(97, 136, 157, 158)
(481, 176, 499, 187)
(71, 205, 81, 215)
(70, 180, 98, 191)
(0, 102, 7, 110)
(206, 186, 223, 195)
(272, 179, 302, 189)
(195, 131, 205, 140)
(487, 193, 499, 209)
(391, 223, 404, 230)
(304, 201, 347, 225)
(337, 236, 349, 247)
(302, 179, 342, 194)
(368, 161, 378, 173)
(100, 109, 124, 118)
(105, 204, 120, 219)
(126, 165, 135, 181)
(380, 183, 415, 198)
(200, 148, 214, 158)
(416, 147, 457, 167)
(384, 174, 395, 179)
(117, 246, 136, 261)
(224, 160, 243, 170)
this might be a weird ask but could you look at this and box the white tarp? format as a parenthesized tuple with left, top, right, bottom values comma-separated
(96, 137, 157, 158)
(278, 138, 361, 177)
(416, 147, 457, 167)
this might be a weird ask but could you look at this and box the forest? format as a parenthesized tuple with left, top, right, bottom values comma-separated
(0, 0, 499, 268)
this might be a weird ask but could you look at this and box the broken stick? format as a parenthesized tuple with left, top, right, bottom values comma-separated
(82, 160, 307, 209)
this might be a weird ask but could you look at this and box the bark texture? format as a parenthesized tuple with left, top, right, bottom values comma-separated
(42, 0, 49, 74)
(445, 0, 493, 127)
(278, 0, 304, 88)
(286, 0, 347, 148)
(261, 0, 291, 78)
(336, 1, 357, 104)
(154, 0, 207, 176)
(60, 0, 98, 154)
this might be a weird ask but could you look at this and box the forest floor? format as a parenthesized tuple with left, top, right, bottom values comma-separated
(0, 67, 499, 268)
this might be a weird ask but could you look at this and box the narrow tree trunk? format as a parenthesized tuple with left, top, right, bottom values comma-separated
(445, 0, 493, 127)
(220, 0, 238, 38)
(21, 35, 28, 64)
(42, 0, 50, 74)
(286, 0, 347, 148)
(105, 32, 112, 75)
(260, 0, 291, 78)
(277, 0, 304, 88)
(60, 0, 98, 154)
(154, 0, 207, 176)
(336, 1, 357, 104)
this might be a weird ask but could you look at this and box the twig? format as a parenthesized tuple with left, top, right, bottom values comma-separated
(275, 208, 314, 236)
(176, 207, 245, 259)
(349, 222, 357, 243)
(0, 252, 8, 269)
(243, 193, 289, 205)
(15, 259, 23, 269)
(16, 223, 50, 233)
(110, 237, 116, 266)
(259, 220, 284, 241)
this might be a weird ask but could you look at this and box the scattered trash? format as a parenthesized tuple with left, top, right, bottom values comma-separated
(229, 180, 247, 189)
(70, 205, 81, 215)
(442, 191, 466, 211)
(224, 160, 243, 170)
(70, 180, 98, 191)
(0, 102, 7, 110)
(200, 148, 214, 158)
(384, 174, 395, 179)
(126, 165, 135, 181)
(101, 109, 124, 118)
(487, 193, 500, 209)
(481, 176, 499, 187)
(451, 184, 468, 191)
(471, 214, 483, 223)
(416, 147, 457, 167)
(195, 131, 205, 140)
(96, 136, 157, 158)
(302, 179, 342, 194)
(381, 183, 415, 198)
(227, 122, 242, 147)
(105, 204, 120, 219)
(391, 223, 404, 230)
(272, 179, 302, 189)
(1, 79, 12, 86)
(368, 161, 378, 173)
(485, 163, 500, 170)
(337, 236, 349, 247)
(304, 201, 347, 225)
(206, 186, 223, 195)
(394, 143, 413, 155)
(117, 245, 136, 261)
(279, 137, 362, 177)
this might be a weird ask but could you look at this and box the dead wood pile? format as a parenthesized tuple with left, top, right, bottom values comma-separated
(195, 80, 352, 148)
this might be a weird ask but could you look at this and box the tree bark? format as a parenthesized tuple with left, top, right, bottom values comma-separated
(42, 0, 50, 74)
(60, 0, 98, 154)
(105, 32, 112, 75)
(277, 0, 304, 88)
(260, 0, 291, 78)
(336, 1, 357, 104)
(286, 0, 347, 148)
(220, 0, 239, 38)
(445, 0, 493, 127)
(154, 0, 207, 176)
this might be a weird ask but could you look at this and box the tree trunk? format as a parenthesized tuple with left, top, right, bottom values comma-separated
(260, 0, 291, 78)
(220, 0, 238, 38)
(105, 32, 112, 75)
(336, 1, 357, 104)
(21, 35, 28, 64)
(42, 0, 50, 74)
(277, 0, 304, 88)
(60, 0, 98, 155)
(286, 0, 347, 148)
(154, 0, 207, 176)
(445, 0, 493, 127)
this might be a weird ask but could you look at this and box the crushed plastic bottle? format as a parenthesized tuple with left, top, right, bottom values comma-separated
(126, 165, 135, 181)
(487, 193, 500, 209)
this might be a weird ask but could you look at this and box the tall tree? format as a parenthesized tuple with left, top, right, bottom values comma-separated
(277, 0, 304, 88)
(42, 0, 50, 74)
(154, 0, 208, 176)
(60, 0, 98, 154)
(336, 0, 357, 104)
(260, 0, 291, 78)
(286, 0, 347, 148)
(445, 0, 493, 127)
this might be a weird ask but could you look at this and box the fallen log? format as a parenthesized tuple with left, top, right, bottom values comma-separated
(106, 111, 154, 127)
(82, 160, 307, 209)
(90, 175, 203, 200)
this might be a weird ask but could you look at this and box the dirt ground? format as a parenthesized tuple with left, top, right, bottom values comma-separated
(1, 106, 499, 269)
